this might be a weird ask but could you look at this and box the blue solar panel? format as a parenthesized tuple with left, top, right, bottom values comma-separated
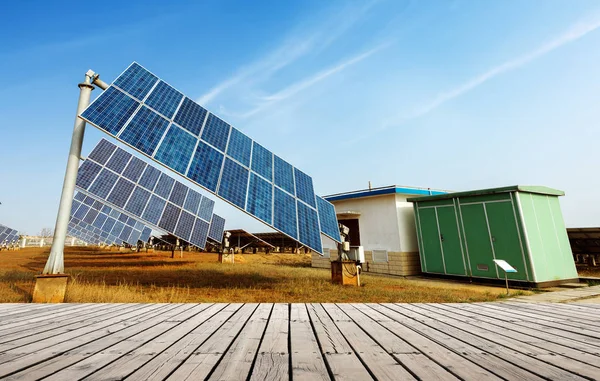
(113, 63, 158, 100)
(129, 229, 141, 244)
(154, 125, 196, 174)
(169, 181, 188, 207)
(124, 186, 151, 217)
(120, 105, 170, 156)
(105, 148, 132, 174)
(251, 142, 272, 181)
(88, 139, 117, 165)
(103, 217, 116, 233)
(142, 195, 166, 225)
(217, 158, 248, 209)
(198, 197, 214, 222)
(158, 202, 181, 232)
(208, 214, 226, 241)
(144, 80, 183, 119)
(297, 202, 322, 253)
(273, 155, 295, 195)
(154, 173, 175, 199)
(187, 141, 223, 192)
(92, 200, 103, 210)
(183, 189, 202, 215)
(122, 156, 146, 182)
(294, 168, 316, 208)
(74, 204, 90, 220)
(71, 200, 82, 215)
(107, 178, 135, 208)
(76, 161, 102, 190)
(88, 169, 119, 198)
(227, 128, 252, 167)
(274, 188, 297, 239)
(92, 213, 108, 229)
(246, 173, 272, 224)
(138, 165, 161, 191)
(201, 114, 230, 152)
(190, 219, 209, 248)
(81, 87, 139, 135)
(174, 211, 195, 241)
(118, 213, 129, 223)
(120, 225, 133, 241)
(173, 97, 208, 136)
(140, 227, 152, 242)
(126, 216, 137, 227)
(316, 196, 339, 241)
(82, 196, 95, 206)
(111, 221, 125, 237)
(74, 192, 86, 202)
(83, 209, 98, 224)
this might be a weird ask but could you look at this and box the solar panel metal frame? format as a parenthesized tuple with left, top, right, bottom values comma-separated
(75, 139, 225, 248)
(79, 62, 340, 254)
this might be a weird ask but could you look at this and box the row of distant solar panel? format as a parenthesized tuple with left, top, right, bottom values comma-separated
(0, 224, 19, 243)
(80, 62, 340, 254)
(67, 220, 118, 246)
(75, 139, 224, 248)
(71, 192, 152, 246)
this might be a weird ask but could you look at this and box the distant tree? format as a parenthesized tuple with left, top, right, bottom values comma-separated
(39, 228, 54, 238)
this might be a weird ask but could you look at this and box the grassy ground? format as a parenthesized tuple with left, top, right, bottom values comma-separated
(0, 247, 529, 303)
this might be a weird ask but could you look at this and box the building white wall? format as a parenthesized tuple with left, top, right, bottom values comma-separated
(395, 194, 419, 252)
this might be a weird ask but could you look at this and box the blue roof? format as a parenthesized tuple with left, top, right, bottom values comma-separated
(324, 185, 448, 202)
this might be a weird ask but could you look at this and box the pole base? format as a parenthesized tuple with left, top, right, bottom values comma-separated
(218, 252, 235, 264)
(331, 261, 360, 286)
(32, 274, 70, 303)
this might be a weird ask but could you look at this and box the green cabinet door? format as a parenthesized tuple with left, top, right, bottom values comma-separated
(437, 206, 466, 275)
(485, 201, 529, 281)
(417, 208, 445, 273)
(460, 203, 496, 278)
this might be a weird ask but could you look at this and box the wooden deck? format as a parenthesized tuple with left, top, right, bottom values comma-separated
(0, 302, 599, 380)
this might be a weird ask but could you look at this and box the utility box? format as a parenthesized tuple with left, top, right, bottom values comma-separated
(347, 246, 366, 263)
(408, 186, 578, 287)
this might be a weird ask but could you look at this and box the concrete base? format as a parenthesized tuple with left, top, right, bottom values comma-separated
(219, 252, 235, 264)
(32, 274, 69, 303)
(331, 261, 360, 286)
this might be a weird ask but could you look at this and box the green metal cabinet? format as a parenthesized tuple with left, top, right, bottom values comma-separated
(409, 186, 578, 285)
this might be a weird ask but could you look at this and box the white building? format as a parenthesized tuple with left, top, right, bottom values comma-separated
(314, 185, 447, 276)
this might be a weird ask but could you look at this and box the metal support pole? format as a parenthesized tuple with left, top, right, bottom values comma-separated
(42, 72, 95, 274)
(505, 272, 509, 295)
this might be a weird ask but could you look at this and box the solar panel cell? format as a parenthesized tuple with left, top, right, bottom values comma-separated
(293, 168, 316, 208)
(227, 128, 252, 167)
(154, 125, 196, 174)
(183, 189, 202, 215)
(88, 139, 117, 165)
(158, 202, 181, 232)
(73, 204, 90, 220)
(83, 209, 99, 224)
(173, 97, 207, 136)
(316, 196, 340, 241)
(187, 141, 223, 192)
(198, 197, 215, 222)
(80, 87, 140, 135)
(142, 195, 166, 225)
(88, 169, 119, 199)
(145, 80, 183, 119)
(246, 173, 272, 224)
(217, 158, 248, 209)
(106, 177, 135, 208)
(251, 142, 272, 181)
(273, 155, 295, 195)
(174, 210, 195, 241)
(140, 227, 152, 242)
(138, 165, 161, 191)
(118, 213, 129, 223)
(111, 221, 125, 237)
(76, 161, 102, 190)
(92, 213, 108, 229)
(120, 105, 170, 156)
(122, 156, 147, 182)
(105, 148, 132, 174)
(208, 215, 225, 242)
(169, 181, 188, 207)
(274, 188, 297, 239)
(124, 186, 151, 217)
(190, 219, 209, 248)
(119, 225, 133, 241)
(154, 174, 175, 199)
(113, 63, 158, 100)
(201, 114, 230, 152)
(297, 202, 322, 253)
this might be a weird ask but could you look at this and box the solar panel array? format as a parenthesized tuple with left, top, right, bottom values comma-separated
(75, 139, 224, 249)
(0, 224, 19, 243)
(80, 62, 340, 254)
(70, 192, 152, 246)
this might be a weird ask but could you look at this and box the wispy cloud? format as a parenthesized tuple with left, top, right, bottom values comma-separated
(237, 43, 389, 119)
(196, 1, 379, 106)
(382, 12, 600, 128)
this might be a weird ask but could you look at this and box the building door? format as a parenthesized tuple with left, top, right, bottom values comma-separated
(417, 208, 445, 273)
(339, 218, 360, 246)
(436, 206, 467, 276)
(460, 203, 497, 278)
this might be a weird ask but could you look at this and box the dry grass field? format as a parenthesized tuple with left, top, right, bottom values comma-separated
(0, 246, 529, 303)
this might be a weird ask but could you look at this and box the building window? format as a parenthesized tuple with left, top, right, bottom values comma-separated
(372, 249, 388, 263)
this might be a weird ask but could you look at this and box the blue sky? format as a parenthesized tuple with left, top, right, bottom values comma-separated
(1, 0, 600, 235)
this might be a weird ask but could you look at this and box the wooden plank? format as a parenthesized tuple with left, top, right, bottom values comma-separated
(321, 304, 416, 381)
(0, 304, 174, 378)
(206, 303, 273, 381)
(128, 303, 244, 381)
(249, 303, 289, 381)
(360, 304, 501, 381)
(376, 304, 549, 381)
(500, 302, 600, 323)
(35, 304, 212, 381)
(289, 304, 330, 381)
(492, 303, 600, 332)
(166, 303, 259, 380)
(449, 303, 600, 355)
(307, 303, 373, 381)
(0, 303, 75, 322)
(337, 304, 459, 381)
(411, 303, 595, 379)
